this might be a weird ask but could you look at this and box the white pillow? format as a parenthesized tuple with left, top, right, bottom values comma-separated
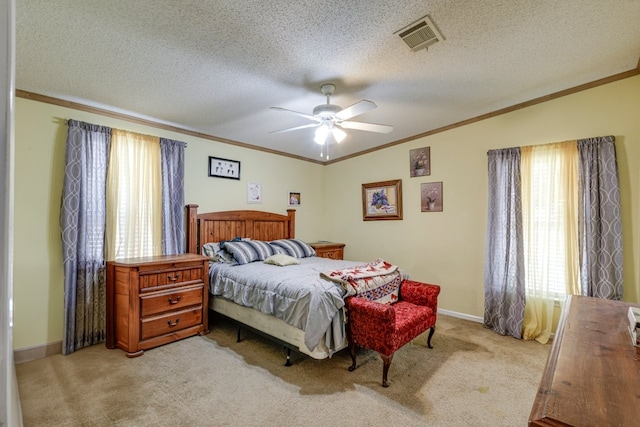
(264, 253, 300, 266)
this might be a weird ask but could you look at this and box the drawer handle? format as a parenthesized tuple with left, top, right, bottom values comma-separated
(167, 319, 180, 327)
(168, 296, 182, 304)
(167, 273, 180, 281)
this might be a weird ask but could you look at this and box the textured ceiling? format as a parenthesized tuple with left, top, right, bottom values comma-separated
(15, 0, 640, 162)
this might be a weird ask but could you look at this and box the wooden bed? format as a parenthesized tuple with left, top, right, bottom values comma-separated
(185, 204, 348, 361)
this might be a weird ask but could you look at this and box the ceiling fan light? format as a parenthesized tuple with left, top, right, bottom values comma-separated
(314, 125, 329, 145)
(332, 127, 346, 143)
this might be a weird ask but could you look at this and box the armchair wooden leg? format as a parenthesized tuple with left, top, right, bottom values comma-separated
(427, 326, 435, 349)
(348, 341, 358, 372)
(380, 353, 394, 387)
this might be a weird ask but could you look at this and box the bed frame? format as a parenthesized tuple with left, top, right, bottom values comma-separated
(185, 204, 346, 362)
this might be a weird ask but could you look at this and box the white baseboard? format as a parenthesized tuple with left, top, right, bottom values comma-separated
(438, 308, 483, 324)
(14, 341, 61, 364)
(12, 310, 483, 363)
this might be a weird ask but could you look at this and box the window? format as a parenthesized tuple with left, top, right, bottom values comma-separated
(105, 130, 162, 260)
(521, 142, 580, 302)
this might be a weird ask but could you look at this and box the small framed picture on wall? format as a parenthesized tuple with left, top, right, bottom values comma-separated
(209, 156, 240, 180)
(288, 192, 301, 206)
(421, 181, 443, 212)
(410, 147, 430, 177)
(247, 182, 262, 204)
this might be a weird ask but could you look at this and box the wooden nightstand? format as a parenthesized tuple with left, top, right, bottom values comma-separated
(106, 253, 209, 357)
(308, 242, 345, 260)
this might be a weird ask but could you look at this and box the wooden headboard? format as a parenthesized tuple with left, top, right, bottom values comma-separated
(186, 204, 296, 254)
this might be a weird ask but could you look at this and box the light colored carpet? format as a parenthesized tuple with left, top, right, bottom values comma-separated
(16, 314, 550, 426)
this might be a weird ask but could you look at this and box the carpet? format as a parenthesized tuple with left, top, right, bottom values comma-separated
(16, 314, 549, 426)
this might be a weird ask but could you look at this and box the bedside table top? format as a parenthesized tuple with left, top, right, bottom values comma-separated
(109, 253, 208, 266)
(308, 241, 345, 248)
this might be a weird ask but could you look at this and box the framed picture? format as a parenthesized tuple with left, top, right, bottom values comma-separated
(410, 147, 430, 177)
(209, 156, 240, 180)
(421, 181, 443, 212)
(288, 191, 301, 206)
(362, 179, 403, 221)
(247, 182, 262, 204)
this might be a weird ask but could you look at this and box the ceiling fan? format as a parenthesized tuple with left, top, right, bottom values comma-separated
(269, 84, 393, 157)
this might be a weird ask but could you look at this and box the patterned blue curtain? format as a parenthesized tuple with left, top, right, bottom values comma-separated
(578, 136, 623, 299)
(484, 148, 525, 338)
(60, 120, 111, 354)
(160, 138, 185, 255)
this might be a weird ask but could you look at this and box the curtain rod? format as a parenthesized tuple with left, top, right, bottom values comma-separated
(62, 118, 187, 147)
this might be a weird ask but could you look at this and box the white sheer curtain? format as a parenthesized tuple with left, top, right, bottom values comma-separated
(105, 129, 162, 260)
(521, 141, 580, 343)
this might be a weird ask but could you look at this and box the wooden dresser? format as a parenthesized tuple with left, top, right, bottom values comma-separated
(308, 241, 345, 260)
(529, 295, 640, 426)
(106, 253, 209, 357)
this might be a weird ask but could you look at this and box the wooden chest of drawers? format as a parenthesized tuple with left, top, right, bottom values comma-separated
(308, 242, 345, 260)
(529, 295, 640, 426)
(106, 254, 209, 357)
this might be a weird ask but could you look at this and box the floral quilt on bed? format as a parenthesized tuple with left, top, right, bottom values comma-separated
(320, 258, 402, 304)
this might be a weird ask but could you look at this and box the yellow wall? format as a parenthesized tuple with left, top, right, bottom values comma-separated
(325, 75, 640, 318)
(13, 75, 640, 350)
(13, 98, 325, 349)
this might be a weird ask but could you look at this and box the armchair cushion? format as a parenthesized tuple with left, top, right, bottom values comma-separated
(347, 299, 435, 357)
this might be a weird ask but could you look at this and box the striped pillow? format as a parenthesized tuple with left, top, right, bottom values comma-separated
(222, 240, 276, 265)
(269, 239, 316, 258)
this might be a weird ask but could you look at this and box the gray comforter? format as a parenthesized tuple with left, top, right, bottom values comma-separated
(209, 257, 368, 352)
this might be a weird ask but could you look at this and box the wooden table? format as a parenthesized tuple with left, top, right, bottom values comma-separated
(529, 295, 640, 426)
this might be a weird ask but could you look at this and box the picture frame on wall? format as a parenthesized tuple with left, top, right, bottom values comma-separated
(247, 182, 262, 204)
(209, 156, 240, 180)
(421, 181, 443, 212)
(362, 179, 403, 221)
(288, 191, 301, 206)
(410, 147, 430, 177)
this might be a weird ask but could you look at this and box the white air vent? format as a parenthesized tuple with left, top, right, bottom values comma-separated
(395, 15, 444, 52)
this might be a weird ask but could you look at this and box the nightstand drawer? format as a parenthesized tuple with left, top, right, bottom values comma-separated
(308, 242, 345, 260)
(140, 307, 202, 341)
(138, 266, 204, 291)
(321, 249, 343, 259)
(140, 284, 204, 317)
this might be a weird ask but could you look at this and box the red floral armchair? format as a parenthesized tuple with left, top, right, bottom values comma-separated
(345, 279, 441, 387)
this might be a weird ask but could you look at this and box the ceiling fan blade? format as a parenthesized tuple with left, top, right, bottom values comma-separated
(335, 100, 377, 120)
(269, 122, 321, 134)
(269, 106, 321, 122)
(339, 120, 394, 134)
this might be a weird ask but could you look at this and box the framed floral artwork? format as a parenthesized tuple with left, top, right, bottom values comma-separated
(421, 181, 443, 212)
(362, 179, 403, 221)
(410, 147, 430, 177)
